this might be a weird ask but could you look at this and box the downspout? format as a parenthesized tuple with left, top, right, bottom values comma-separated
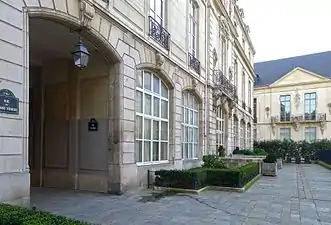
(205, 1, 211, 155)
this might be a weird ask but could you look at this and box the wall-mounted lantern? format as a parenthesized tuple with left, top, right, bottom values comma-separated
(71, 39, 90, 69)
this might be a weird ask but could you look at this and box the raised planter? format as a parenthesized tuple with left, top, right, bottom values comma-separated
(262, 162, 277, 176)
(277, 158, 283, 169)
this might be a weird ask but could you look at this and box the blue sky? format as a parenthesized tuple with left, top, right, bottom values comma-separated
(240, 0, 331, 62)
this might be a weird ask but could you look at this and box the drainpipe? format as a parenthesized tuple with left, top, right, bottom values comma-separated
(205, 1, 211, 156)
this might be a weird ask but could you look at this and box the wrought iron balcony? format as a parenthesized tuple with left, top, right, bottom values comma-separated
(213, 70, 237, 100)
(188, 53, 201, 75)
(271, 113, 326, 124)
(148, 16, 170, 50)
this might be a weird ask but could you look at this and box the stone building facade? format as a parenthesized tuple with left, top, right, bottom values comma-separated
(254, 52, 331, 142)
(0, 0, 254, 205)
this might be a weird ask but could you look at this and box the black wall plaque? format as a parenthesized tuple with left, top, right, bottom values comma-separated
(88, 118, 98, 131)
(0, 89, 19, 115)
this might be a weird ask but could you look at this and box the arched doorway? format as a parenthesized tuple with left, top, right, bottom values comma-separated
(27, 10, 121, 193)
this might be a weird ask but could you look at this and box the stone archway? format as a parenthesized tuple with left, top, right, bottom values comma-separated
(25, 3, 123, 196)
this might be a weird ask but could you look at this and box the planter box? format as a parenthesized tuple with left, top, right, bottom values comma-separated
(262, 162, 277, 176)
(277, 158, 283, 169)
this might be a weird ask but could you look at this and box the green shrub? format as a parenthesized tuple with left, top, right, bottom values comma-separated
(232, 149, 267, 156)
(233, 147, 240, 154)
(154, 169, 206, 190)
(155, 163, 259, 189)
(263, 153, 277, 163)
(0, 204, 89, 225)
(202, 155, 226, 169)
(204, 162, 259, 188)
(217, 145, 226, 157)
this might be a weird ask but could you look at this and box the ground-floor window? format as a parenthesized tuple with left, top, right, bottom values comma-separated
(182, 91, 199, 159)
(216, 107, 225, 151)
(280, 128, 291, 140)
(240, 119, 245, 149)
(305, 127, 316, 142)
(135, 70, 169, 163)
(233, 115, 238, 149)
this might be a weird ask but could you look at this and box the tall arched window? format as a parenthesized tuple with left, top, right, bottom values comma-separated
(216, 107, 225, 151)
(135, 71, 169, 163)
(233, 115, 238, 149)
(247, 123, 251, 149)
(182, 92, 199, 159)
(240, 119, 245, 149)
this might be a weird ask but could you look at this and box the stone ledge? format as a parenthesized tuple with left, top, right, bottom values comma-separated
(153, 174, 261, 194)
(316, 160, 331, 170)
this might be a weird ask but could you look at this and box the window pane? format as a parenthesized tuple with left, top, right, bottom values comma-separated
(137, 72, 143, 88)
(136, 116, 143, 139)
(161, 100, 168, 119)
(161, 142, 167, 160)
(144, 72, 151, 90)
(182, 107, 185, 122)
(153, 120, 159, 140)
(185, 108, 189, 123)
(144, 119, 151, 139)
(155, 0, 162, 18)
(145, 94, 152, 115)
(190, 110, 194, 124)
(144, 141, 151, 162)
(153, 97, 160, 116)
(150, 0, 154, 11)
(194, 111, 198, 126)
(161, 82, 168, 98)
(161, 121, 168, 140)
(152, 142, 159, 161)
(153, 76, 160, 94)
(136, 141, 142, 162)
(136, 91, 143, 113)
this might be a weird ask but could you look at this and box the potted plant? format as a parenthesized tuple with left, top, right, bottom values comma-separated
(262, 153, 277, 176)
(217, 145, 226, 157)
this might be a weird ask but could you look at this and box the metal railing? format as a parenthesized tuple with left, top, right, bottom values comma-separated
(188, 53, 201, 75)
(213, 70, 237, 100)
(148, 16, 170, 50)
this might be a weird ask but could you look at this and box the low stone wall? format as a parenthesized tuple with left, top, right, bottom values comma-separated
(221, 157, 264, 170)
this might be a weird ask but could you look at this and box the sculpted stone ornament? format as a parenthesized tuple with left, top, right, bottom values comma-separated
(192, 78, 197, 89)
(239, 8, 245, 18)
(292, 116, 301, 131)
(212, 47, 218, 68)
(294, 90, 301, 110)
(80, 0, 95, 28)
(319, 114, 326, 134)
(155, 52, 164, 68)
(270, 116, 277, 135)
(265, 106, 270, 117)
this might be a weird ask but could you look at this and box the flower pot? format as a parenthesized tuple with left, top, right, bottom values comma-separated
(277, 158, 283, 169)
(262, 162, 277, 176)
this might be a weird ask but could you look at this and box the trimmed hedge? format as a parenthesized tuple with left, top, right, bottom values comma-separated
(0, 204, 89, 225)
(233, 148, 267, 156)
(155, 162, 259, 190)
(154, 169, 206, 190)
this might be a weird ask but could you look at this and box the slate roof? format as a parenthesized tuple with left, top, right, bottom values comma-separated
(254, 51, 331, 87)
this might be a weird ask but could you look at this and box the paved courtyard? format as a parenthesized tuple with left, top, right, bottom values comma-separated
(31, 164, 331, 225)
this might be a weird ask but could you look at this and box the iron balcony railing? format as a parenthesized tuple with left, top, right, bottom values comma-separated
(188, 53, 201, 75)
(148, 16, 170, 50)
(213, 70, 237, 101)
(242, 102, 246, 110)
(272, 113, 326, 123)
(248, 107, 252, 114)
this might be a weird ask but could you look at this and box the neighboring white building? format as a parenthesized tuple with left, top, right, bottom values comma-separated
(0, 0, 254, 205)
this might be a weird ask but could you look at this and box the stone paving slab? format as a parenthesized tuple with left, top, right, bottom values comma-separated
(31, 164, 331, 225)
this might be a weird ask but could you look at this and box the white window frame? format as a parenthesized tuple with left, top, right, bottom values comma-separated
(149, 0, 165, 25)
(240, 119, 245, 149)
(135, 70, 169, 165)
(189, 0, 198, 57)
(181, 92, 199, 159)
(233, 115, 238, 149)
(246, 123, 251, 149)
(305, 127, 316, 142)
(242, 71, 245, 104)
(280, 128, 291, 140)
(221, 37, 227, 74)
(248, 80, 252, 109)
(216, 107, 225, 151)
